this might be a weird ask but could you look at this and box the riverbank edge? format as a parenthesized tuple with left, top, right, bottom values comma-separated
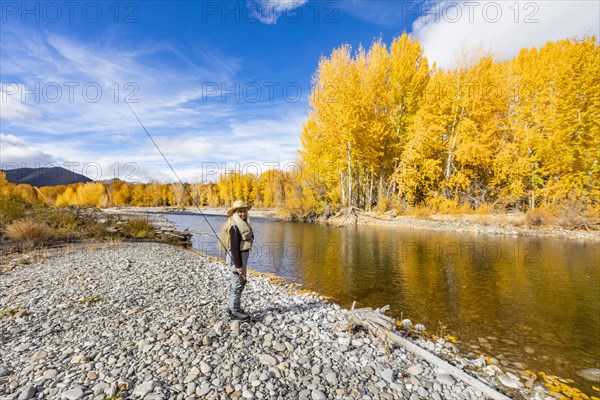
(100, 209, 566, 399)
(101, 206, 599, 241)
(1, 240, 554, 400)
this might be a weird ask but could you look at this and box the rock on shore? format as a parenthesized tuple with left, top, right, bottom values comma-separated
(0, 242, 546, 399)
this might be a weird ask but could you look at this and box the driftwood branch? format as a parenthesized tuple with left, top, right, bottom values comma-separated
(344, 306, 511, 400)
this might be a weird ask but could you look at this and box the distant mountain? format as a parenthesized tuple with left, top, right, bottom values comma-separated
(2, 167, 92, 187)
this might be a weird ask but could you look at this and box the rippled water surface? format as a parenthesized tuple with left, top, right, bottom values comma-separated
(165, 212, 600, 391)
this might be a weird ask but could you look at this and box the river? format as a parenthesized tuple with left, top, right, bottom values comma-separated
(164, 212, 600, 393)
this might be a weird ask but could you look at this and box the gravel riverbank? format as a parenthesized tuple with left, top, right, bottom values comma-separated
(1, 242, 554, 399)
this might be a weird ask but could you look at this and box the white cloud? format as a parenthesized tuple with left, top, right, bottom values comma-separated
(412, 0, 600, 69)
(0, 133, 58, 168)
(0, 86, 40, 123)
(248, 0, 309, 24)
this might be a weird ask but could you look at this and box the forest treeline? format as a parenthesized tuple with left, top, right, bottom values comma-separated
(0, 169, 311, 217)
(300, 33, 599, 215)
(1, 34, 599, 222)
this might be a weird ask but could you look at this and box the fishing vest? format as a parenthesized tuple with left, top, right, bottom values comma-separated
(235, 224, 253, 251)
(225, 222, 253, 251)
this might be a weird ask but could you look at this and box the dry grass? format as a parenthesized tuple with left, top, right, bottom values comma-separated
(5, 219, 53, 247)
(106, 234, 123, 246)
(373, 198, 390, 214)
(121, 217, 155, 238)
(555, 202, 594, 230)
(525, 208, 553, 227)
(474, 204, 495, 215)
(35, 206, 78, 230)
(408, 205, 432, 219)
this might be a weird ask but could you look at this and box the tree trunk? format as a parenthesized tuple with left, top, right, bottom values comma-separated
(368, 172, 374, 211)
(346, 144, 353, 207)
(340, 171, 346, 205)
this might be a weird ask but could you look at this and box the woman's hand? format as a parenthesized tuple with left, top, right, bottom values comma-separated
(236, 268, 243, 275)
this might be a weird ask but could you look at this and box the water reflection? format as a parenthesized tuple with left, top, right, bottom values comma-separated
(166, 213, 600, 391)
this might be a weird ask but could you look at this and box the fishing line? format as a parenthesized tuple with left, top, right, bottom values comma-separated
(125, 102, 230, 255)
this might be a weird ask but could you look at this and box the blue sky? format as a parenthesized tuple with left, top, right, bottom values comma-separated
(1, 0, 598, 183)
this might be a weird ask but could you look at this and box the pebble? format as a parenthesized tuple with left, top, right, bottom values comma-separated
(273, 342, 286, 352)
(18, 386, 36, 400)
(15, 343, 32, 353)
(498, 374, 521, 389)
(259, 354, 277, 366)
(30, 350, 48, 362)
(437, 374, 456, 385)
(380, 368, 394, 383)
(61, 387, 84, 400)
(133, 380, 156, 397)
(577, 368, 600, 383)
(86, 371, 98, 380)
(407, 365, 424, 376)
(197, 383, 211, 396)
(200, 361, 213, 374)
(325, 372, 338, 386)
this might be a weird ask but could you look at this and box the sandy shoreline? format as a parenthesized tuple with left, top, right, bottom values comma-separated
(0, 242, 559, 399)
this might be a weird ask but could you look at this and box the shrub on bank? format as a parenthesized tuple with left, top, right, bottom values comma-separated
(525, 208, 552, 227)
(34, 206, 79, 231)
(122, 217, 155, 238)
(5, 219, 53, 247)
(0, 195, 30, 228)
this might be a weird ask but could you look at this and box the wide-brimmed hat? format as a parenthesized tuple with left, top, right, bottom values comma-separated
(227, 200, 253, 216)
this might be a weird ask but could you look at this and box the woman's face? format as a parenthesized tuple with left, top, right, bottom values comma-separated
(237, 208, 248, 220)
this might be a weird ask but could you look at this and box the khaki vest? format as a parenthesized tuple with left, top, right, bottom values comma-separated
(238, 230, 253, 251)
(222, 216, 254, 251)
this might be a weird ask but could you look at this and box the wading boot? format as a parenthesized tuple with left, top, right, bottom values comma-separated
(228, 309, 250, 322)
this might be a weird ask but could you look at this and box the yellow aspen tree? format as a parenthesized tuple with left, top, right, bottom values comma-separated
(300, 44, 359, 206)
(131, 184, 149, 206)
(0, 172, 12, 196)
(74, 182, 107, 207)
(12, 184, 38, 203)
(56, 186, 76, 206)
(113, 182, 134, 206)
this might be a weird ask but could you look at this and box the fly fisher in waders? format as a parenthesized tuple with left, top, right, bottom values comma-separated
(221, 200, 254, 322)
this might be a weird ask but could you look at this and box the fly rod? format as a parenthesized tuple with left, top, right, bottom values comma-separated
(125, 102, 235, 268)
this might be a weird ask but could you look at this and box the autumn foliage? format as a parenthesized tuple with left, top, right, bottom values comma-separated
(301, 34, 599, 213)
(0, 36, 598, 223)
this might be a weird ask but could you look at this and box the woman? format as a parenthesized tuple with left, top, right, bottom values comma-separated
(221, 200, 254, 321)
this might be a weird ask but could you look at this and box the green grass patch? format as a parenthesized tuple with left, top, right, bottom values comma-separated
(78, 295, 104, 304)
(0, 306, 20, 319)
